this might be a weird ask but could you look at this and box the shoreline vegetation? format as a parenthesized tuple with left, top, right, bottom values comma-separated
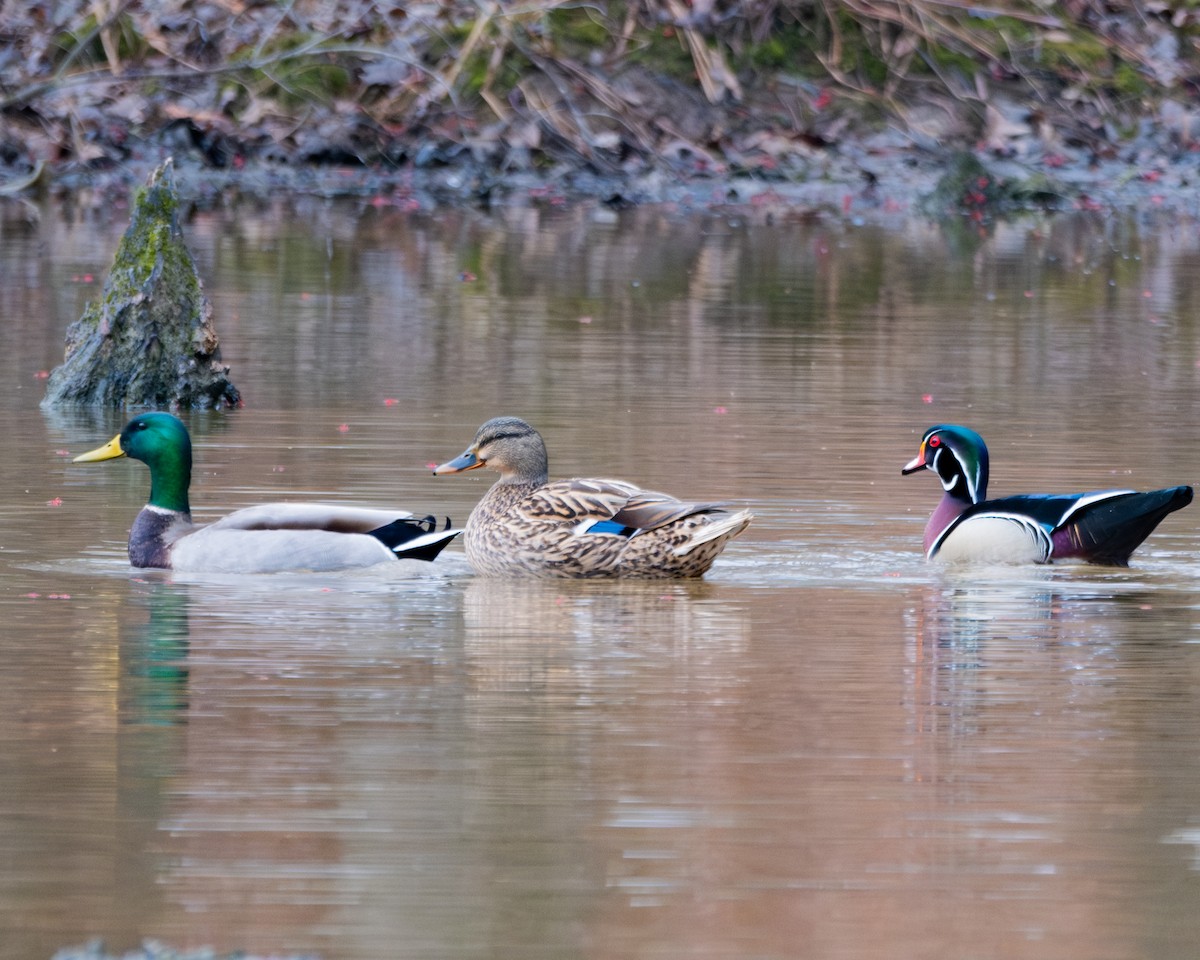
(4, 1, 1200, 220)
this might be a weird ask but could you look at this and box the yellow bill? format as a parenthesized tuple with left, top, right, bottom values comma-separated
(73, 435, 125, 463)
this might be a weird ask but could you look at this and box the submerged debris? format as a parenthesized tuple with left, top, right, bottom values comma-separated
(41, 159, 240, 409)
(52, 940, 319, 960)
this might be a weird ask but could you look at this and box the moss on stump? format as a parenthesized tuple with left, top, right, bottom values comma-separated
(41, 159, 240, 409)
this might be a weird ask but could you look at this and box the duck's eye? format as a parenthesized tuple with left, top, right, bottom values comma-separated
(928, 435, 941, 448)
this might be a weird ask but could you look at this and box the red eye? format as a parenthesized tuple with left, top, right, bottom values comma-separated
(928, 436, 941, 448)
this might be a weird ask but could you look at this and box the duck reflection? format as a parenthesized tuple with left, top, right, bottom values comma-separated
(119, 577, 191, 726)
(909, 567, 1175, 669)
(107, 579, 193, 944)
(460, 577, 751, 694)
(905, 565, 1191, 760)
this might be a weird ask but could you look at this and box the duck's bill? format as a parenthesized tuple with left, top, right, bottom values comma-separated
(73, 435, 125, 463)
(433, 450, 484, 475)
(901, 445, 927, 475)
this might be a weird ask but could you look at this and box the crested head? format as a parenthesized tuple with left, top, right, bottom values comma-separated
(120, 412, 193, 513)
(902, 423, 989, 504)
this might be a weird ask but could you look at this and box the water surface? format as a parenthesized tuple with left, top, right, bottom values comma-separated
(1, 197, 1199, 959)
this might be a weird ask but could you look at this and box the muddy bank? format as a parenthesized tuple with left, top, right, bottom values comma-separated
(5, 2, 1200, 225)
(15, 131, 1198, 233)
(9, 61, 1200, 230)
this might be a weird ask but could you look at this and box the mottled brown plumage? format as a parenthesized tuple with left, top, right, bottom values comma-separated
(434, 417, 751, 579)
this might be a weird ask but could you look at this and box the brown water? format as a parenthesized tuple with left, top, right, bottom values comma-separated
(2, 196, 1200, 959)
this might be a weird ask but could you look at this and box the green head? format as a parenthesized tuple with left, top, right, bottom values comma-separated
(75, 412, 193, 514)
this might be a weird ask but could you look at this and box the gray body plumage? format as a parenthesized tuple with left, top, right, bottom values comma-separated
(130, 503, 447, 573)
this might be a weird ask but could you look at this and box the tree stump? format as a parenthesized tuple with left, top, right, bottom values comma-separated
(41, 159, 241, 409)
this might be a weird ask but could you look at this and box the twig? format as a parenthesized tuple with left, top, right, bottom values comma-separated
(0, 40, 452, 112)
(442, 1, 498, 94)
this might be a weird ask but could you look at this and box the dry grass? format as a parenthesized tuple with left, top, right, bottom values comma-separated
(0, 1, 1194, 176)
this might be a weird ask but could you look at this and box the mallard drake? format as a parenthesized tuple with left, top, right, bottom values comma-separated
(433, 416, 751, 578)
(902, 424, 1192, 565)
(74, 412, 460, 573)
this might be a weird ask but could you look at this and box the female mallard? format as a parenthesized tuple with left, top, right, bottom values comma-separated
(433, 416, 751, 579)
(902, 423, 1192, 564)
(74, 412, 459, 573)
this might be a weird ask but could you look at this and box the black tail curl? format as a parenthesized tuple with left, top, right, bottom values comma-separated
(369, 515, 460, 562)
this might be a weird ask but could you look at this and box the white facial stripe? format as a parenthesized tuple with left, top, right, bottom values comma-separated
(932, 447, 959, 493)
(964, 458, 978, 502)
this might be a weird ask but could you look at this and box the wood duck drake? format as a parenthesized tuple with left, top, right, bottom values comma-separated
(433, 416, 752, 579)
(901, 424, 1192, 565)
(74, 412, 460, 573)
